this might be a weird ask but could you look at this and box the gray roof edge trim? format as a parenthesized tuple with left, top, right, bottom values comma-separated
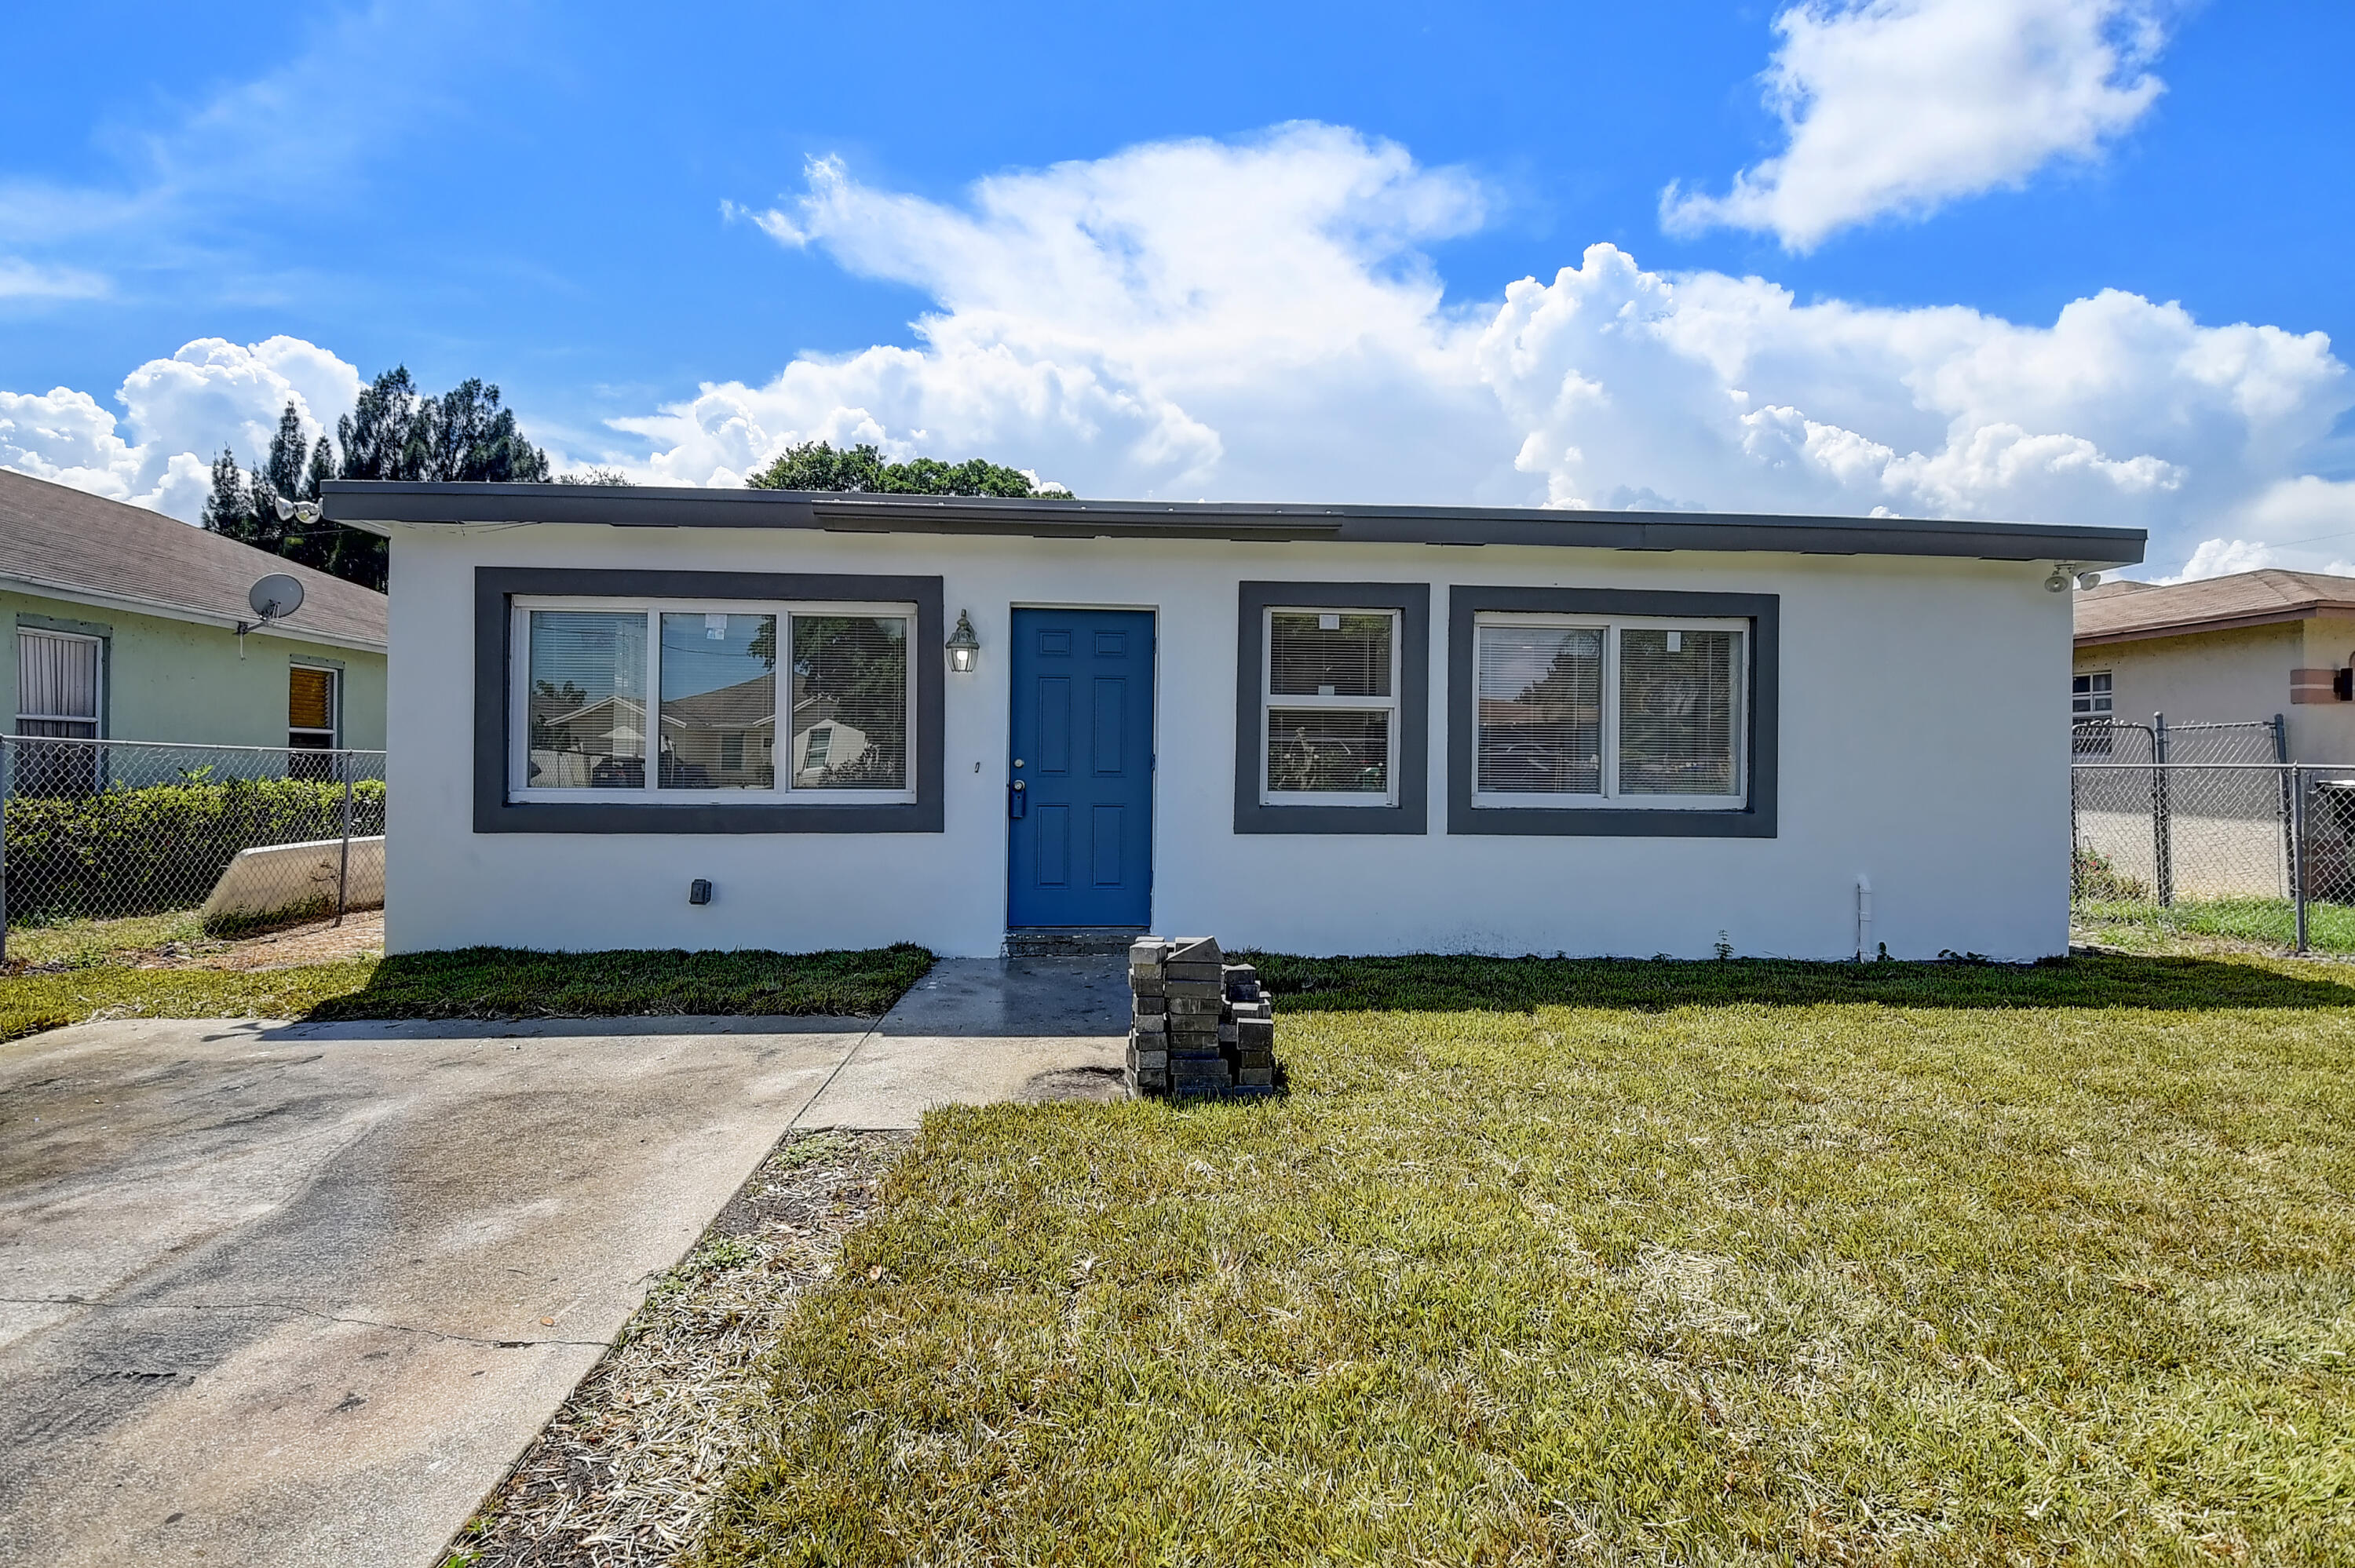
(316, 482, 2145, 563)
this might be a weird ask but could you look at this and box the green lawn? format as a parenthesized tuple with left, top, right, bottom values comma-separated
(692, 953, 2355, 1565)
(0, 943, 933, 1041)
(2076, 896, 2355, 955)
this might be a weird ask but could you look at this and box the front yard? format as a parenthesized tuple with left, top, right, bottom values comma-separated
(661, 954, 2355, 1564)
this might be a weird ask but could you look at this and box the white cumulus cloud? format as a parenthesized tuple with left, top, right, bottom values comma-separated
(9, 124, 2355, 589)
(1663, 0, 2169, 250)
(0, 337, 358, 521)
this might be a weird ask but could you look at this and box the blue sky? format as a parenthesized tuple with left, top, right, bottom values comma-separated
(3, 0, 2351, 579)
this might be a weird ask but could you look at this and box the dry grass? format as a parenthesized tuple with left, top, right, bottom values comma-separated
(685, 953, 2355, 1566)
(442, 1132, 908, 1568)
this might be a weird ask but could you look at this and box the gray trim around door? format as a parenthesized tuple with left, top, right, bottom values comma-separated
(1446, 585, 1779, 838)
(473, 567, 944, 834)
(1234, 581, 1430, 835)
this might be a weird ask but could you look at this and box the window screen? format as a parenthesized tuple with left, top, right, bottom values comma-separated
(789, 615, 908, 789)
(658, 612, 776, 789)
(1475, 624, 1601, 794)
(1263, 609, 1397, 800)
(1618, 628, 1740, 796)
(16, 629, 100, 738)
(289, 665, 338, 749)
(525, 611, 648, 789)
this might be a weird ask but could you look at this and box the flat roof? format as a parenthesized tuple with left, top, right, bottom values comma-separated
(319, 480, 2146, 566)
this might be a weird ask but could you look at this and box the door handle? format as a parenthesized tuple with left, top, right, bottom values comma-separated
(1009, 779, 1027, 819)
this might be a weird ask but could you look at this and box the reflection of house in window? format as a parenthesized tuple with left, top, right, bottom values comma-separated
(656, 673, 776, 789)
(788, 672, 874, 786)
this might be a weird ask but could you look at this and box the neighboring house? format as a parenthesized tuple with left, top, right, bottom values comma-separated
(322, 481, 2142, 961)
(0, 469, 386, 757)
(2073, 569, 2355, 760)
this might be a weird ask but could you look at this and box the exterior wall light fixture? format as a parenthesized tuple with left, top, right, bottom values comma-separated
(946, 610, 980, 673)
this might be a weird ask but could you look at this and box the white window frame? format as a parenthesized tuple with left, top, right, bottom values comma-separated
(2071, 671, 2113, 719)
(1259, 605, 1403, 808)
(1470, 611, 1748, 811)
(508, 596, 918, 806)
(15, 627, 104, 737)
(289, 661, 341, 749)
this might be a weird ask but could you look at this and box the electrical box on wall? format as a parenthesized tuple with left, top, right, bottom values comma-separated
(2337, 669, 2353, 702)
(688, 879, 713, 905)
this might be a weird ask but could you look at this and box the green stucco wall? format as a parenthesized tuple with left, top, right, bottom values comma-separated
(3, 587, 386, 749)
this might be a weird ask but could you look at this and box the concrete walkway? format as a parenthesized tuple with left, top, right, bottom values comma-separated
(0, 954, 1126, 1568)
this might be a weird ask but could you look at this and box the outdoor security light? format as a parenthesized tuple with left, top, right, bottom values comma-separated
(946, 610, 980, 673)
(2045, 568, 2071, 593)
(272, 494, 323, 526)
(2077, 571, 2101, 590)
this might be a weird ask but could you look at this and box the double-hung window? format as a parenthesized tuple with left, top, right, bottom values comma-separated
(510, 599, 915, 804)
(2071, 672, 2112, 720)
(1472, 614, 1747, 809)
(1260, 607, 1400, 805)
(290, 664, 341, 749)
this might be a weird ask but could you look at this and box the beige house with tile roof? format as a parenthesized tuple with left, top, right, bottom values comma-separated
(2073, 569, 2355, 761)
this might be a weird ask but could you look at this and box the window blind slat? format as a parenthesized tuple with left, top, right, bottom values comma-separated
(1269, 612, 1392, 698)
(789, 614, 908, 789)
(1475, 625, 1601, 795)
(16, 630, 100, 731)
(1617, 629, 1740, 796)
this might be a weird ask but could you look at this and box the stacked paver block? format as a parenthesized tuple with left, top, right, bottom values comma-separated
(1126, 936, 1281, 1098)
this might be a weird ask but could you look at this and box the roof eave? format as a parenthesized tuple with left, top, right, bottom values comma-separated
(0, 571, 388, 655)
(2074, 602, 2355, 647)
(319, 481, 2148, 566)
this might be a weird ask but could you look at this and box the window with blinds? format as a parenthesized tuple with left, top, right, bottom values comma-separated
(1262, 609, 1398, 802)
(16, 629, 102, 738)
(1472, 615, 1744, 808)
(289, 665, 340, 750)
(514, 600, 914, 800)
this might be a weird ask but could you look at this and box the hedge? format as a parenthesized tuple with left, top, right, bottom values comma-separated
(3, 775, 387, 924)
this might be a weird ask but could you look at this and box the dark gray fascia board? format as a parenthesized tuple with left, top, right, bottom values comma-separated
(1446, 585, 1779, 839)
(322, 481, 2145, 564)
(1235, 582, 1430, 836)
(474, 567, 943, 834)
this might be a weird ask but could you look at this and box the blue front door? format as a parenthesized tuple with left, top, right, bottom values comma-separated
(1007, 609, 1154, 928)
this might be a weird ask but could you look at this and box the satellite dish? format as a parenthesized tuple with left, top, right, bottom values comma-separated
(249, 574, 305, 622)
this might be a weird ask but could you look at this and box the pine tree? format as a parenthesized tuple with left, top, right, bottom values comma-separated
(199, 449, 256, 539)
(304, 435, 333, 501)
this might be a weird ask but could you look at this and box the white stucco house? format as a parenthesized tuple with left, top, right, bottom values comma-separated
(319, 483, 2144, 961)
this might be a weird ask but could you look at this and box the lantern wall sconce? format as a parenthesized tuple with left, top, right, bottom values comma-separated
(945, 610, 980, 673)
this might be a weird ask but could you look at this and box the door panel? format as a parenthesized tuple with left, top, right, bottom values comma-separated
(1008, 609, 1154, 928)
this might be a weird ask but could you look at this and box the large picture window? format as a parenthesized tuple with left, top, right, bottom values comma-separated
(1448, 586, 1777, 838)
(512, 599, 914, 804)
(1472, 615, 1746, 809)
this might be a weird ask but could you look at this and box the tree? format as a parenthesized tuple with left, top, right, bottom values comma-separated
(746, 440, 1068, 499)
(198, 366, 558, 593)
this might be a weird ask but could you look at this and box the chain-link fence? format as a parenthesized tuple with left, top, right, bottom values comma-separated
(1, 735, 386, 955)
(2074, 752, 2355, 953)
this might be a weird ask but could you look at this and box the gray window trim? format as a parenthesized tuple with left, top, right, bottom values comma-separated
(474, 567, 943, 834)
(1447, 585, 1779, 838)
(1233, 581, 1429, 835)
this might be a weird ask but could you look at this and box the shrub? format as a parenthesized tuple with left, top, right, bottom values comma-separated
(3, 775, 386, 924)
(2072, 844, 2150, 903)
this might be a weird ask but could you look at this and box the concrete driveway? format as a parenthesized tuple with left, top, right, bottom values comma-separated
(0, 956, 1126, 1567)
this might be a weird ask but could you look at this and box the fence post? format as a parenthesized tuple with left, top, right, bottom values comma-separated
(2274, 713, 2293, 905)
(335, 749, 354, 928)
(2152, 712, 2173, 907)
(0, 736, 10, 968)
(2295, 764, 2309, 954)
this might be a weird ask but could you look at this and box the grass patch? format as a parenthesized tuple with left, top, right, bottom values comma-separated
(0, 943, 933, 1042)
(2076, 896, 2355, 955)
(3, 908, 210, 968)
(693, 953, 2355, 1565)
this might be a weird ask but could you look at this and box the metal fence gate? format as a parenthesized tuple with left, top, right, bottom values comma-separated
(2072, 717, 2355, 952)
(0, 735, 387, 961)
